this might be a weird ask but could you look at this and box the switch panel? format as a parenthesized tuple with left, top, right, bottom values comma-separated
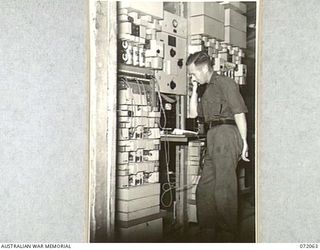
(159, 11, 187, 38)
(155, 32, 187, 95)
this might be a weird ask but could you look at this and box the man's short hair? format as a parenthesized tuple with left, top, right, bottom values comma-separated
(186, 51, 212, 68)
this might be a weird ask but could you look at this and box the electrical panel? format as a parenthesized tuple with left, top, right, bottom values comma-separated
(117, 1, 166, 240)
(155, 11, 187, 95)
(188, 35, 246, 79)
(115, 2, 251, 241)
(187, 3, 247, 114)
(118, 7, 164, 70)
(117, 74, 160, 188)
(187, 3, 248, 84)
(187, 32, 247, 117)
(155, 32, 187, 95)
(115, 67, 164, 241)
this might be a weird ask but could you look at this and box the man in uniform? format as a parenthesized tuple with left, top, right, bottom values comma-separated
(187, 51, 250, 242)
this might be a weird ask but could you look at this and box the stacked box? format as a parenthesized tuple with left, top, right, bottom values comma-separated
(225, 8, 247, 32)
(190, 16, 224, 40)
(186, 140, 205, 223)
(190, 2, 225, 21)
(224, 8, 247, 48)
(116, 183, 164, 242)
(189, 2, 225, 40)
(221, 2, 247, 15)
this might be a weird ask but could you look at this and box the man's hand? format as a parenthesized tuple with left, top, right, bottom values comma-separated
(234, 113, 250, 162)
(189, 81, 199, 118)
(192, 80, 198, 91)
(241, 140, 250, 162)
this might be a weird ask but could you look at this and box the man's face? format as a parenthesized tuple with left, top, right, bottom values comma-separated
(187, 63, 208, 85)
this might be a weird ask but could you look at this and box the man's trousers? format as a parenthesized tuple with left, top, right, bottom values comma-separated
(196, 124, 243, 242)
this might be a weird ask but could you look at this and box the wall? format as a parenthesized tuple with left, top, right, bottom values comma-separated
(258, 0, 320, 242)
(0, 0, 88, 242)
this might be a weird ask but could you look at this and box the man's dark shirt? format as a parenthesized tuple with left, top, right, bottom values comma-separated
(198, 73, 248, 122)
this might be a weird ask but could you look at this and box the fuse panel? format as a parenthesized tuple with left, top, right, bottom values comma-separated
(115, 70, 163, 241)
(117, 77, 160, 188)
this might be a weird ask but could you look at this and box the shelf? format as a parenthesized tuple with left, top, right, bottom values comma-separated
(118, 64, 154, 77)
(160, 134, 205, 143)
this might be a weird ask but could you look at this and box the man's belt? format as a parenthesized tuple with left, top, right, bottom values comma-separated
(207, 119, 236, 128)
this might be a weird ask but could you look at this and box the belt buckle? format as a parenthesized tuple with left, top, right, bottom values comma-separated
(209, 120, 219, 128)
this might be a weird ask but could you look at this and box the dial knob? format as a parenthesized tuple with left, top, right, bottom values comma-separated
(170, 48, 176, 57)
(172, 19, 178, 28)
(170, 81, 176, 90)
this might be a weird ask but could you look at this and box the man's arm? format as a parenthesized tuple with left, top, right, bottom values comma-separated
(234, 113, 250, 162)
(189, 81, 198, 118)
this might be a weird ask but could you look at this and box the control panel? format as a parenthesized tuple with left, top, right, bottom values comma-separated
(155, 11, 187, 95)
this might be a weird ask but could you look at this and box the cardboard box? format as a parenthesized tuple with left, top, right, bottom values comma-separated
(190, 2, 225, 22)
(225, 8, 247, 32)
(117, 195, 160, 212)
(190, 15, 224, 40)
(116, 205, 160, 222)
(225, 26, 247, 48)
